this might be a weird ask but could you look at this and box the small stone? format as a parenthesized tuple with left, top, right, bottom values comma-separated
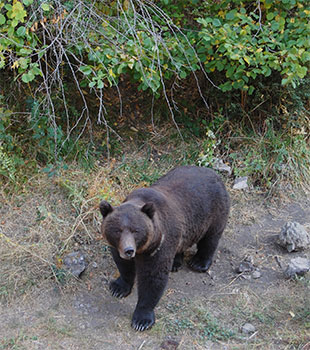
(212, 158, 232, 175)
(241, 274, 252, 280)
(92, 262, 98, 268)
(160, 338, 179, 350)
(63, 251, 87, 277)
(278, 222, 310, 252)
(252, 270, 261, 279)
(244, 255, 254, 264)
(233, 177, 248, 190)
(284, 257, 310, 278)
(236, 261, 254, 273)
(241, 323, 256, 335)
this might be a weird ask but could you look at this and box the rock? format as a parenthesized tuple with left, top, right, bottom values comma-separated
(236, 261, 254, 273)
(233, 177, 248, 190)
(212, 158, 232, 175)
(63, 251, 87, 277)
(240, 274, 252, 280)
(284, 257, 310, 278)
(241, 323, 256, 335)
(252, 270, 262, 279)
(160, 338, 179, 350)
(278, 222, 310, 252)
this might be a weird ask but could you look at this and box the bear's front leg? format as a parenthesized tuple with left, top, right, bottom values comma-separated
(131, 254, 171, 331)
(109, 247, 136, 298)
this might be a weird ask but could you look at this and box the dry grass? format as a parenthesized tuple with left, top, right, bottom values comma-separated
(1, 143, 310, 350)
(0, 145, 174, 303)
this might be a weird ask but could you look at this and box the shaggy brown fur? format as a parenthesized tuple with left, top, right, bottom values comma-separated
(100, 166, 230, 331)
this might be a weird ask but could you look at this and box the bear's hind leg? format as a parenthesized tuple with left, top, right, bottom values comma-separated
(188, 228, 223, 273)
(109, 247, 135, 298)
(171, 252, 184, 272)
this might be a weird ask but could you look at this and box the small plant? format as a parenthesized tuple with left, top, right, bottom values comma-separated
(0, 144, 16, 182)
(162, 298, 235, 342)
(228, 117, 310, 189)
(51, 264, 69, 285)
(197, 129, 220, 167)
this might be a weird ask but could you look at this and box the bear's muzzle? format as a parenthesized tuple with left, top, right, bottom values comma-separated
(119, 232, 136, 259)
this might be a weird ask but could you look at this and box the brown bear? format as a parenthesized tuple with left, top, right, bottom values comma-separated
(99, 165, 230, 331)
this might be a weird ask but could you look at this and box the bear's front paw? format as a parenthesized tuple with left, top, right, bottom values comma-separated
(188, 255, 212, 272)
(109, 277, 132, 298)
(131, 309, 155, 331)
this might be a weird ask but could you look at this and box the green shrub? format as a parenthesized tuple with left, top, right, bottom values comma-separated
(197, 0, 310, 93)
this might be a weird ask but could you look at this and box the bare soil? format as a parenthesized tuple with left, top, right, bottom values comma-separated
(1, 176, 310, 350)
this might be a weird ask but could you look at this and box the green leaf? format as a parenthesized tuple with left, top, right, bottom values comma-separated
(226, 10, 236, 21)
(11, 1, 27, 22)
(41, 3, 50, 11)
(0, 14, 6, 25)
(212, 18, 221, 27)
(296, 65, 307, 78)
(179, 71, 187, 79)
(216, 61, 224, 71)
(16, 26, 26, 37)
(11, 19, 19, 28)
(79, 66, 92, 75)
(19, 48, 32, 55)
(266, 12, 275, 21)
(97, 80, 104, 89)
(22, 73, 31, 83)
(301, 51, 310, 62)
(23, 0, 33, 5)
(248, 86, 255, 95)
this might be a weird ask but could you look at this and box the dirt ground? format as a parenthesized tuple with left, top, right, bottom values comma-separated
(1, 176, 310, 350)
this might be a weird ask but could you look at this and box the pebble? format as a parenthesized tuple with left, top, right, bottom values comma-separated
(241, 323, 256, 335)
(63, 251, 87, 277)
(233, 177, 248, 190)
(212, 158, 232, 175)
(236, 261, 254, 273)
(252, 270, 262, 279)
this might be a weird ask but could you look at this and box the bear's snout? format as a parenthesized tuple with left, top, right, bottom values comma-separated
(119, 233, 136, 260)
(124, 247, 135, 258)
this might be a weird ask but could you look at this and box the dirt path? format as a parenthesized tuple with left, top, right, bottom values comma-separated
(1, 188, 310, 350)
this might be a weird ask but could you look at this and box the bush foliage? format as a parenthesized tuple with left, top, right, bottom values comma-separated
(1, 0, 309, 93)
(0, 0, 310, 188)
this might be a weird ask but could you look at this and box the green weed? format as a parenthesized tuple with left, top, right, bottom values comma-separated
(159, 298, 235, 342)
(228, 117, 310, 190)
(46, 317, 72, 336)
(0, 333, 28, 350)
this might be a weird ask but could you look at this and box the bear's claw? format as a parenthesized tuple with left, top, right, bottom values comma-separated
(131, 310, 155, 331)
(188, 256, 212, 272)
(109, 278, 132, 298)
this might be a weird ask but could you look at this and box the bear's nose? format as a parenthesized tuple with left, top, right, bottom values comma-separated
(124, 247, 135, 258)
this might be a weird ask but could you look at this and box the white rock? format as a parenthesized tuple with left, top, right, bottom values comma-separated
(212, 158, 232, 175)
(63, 251, 87, 277)
(241, 323, 256, 334)
(252, 270, 262, 279)
(284, 257, 310, 278)
(278, 222, 310, 252)
(233, 177, 248, 190)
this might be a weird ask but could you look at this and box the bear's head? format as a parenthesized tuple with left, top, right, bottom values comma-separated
(99, 200, 156, 259)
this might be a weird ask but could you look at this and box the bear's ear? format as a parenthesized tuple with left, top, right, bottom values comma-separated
(141, 202, 155, 219)
(99, 200, 113, 218)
